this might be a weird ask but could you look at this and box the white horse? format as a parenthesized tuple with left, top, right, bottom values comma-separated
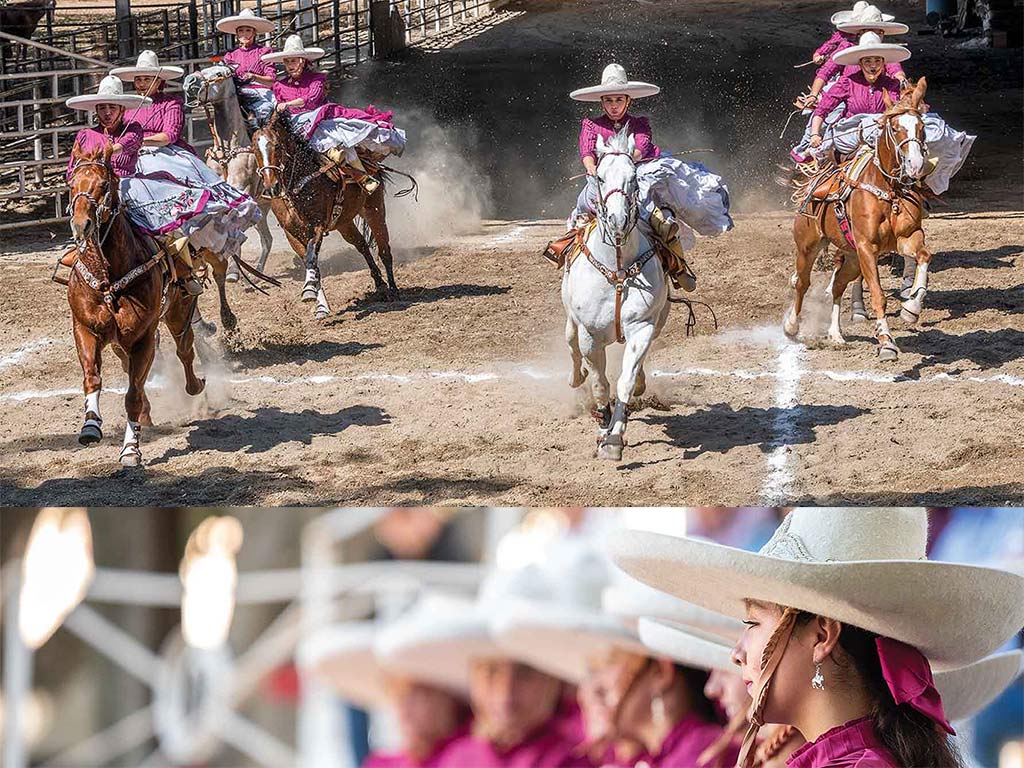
(184, 64, 274, 284)
(562, 128, 670, 461)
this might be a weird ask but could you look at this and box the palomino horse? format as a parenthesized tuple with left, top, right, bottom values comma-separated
(787, 78, 931, 361)
(563, 128, 670, 461)
(183, 64, 274, 329)
(66, 142, 204, 465)
(252, 109, 399, 319)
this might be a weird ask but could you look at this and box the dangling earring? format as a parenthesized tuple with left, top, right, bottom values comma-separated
(651, 692, 666, 726)
(811, 662, 825, 691)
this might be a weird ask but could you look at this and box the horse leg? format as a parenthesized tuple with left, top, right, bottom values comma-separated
(335, 217, 388, 299)
(828, 254, 861, 344)
(849, 278, 868, 323)
(119, 330, 157, 467)
(857, 245, 898, 361)
(599, 323, 656, 461)
(165, 292, 206, 395)
(73, 319, 104, 445)
(898, 229, 930, 325)
(785, 221, 821, 339)
(254, 204, 274, 273)
(302, 230, 331, 320)
(565, 315, 588, 388)
(363, 190, 399, 301)
(578, 328, 612, 431)
(111, 343, 152, 426)
(210, 255, 238, 331)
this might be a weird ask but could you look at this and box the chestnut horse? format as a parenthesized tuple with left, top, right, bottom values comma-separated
(252, 110, 398, 320)
(786, 78, 931, 361)
(66, 142, 204, 466)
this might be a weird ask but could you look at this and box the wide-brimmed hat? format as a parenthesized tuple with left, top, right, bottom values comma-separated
(216, 7, 274, 35)
(110, 50, 185, 82)
(833, 31, 911, 65)
(609, 509, 1024, 669)
(570, 63, 660, 103)
(837, 4, 909, 34)
(831, 1, 896, 26)
(638, 616, 1024, 723)
(66, 74, 153, 112)
(260, 34, 325, 63)
(299, 621, 390, 711)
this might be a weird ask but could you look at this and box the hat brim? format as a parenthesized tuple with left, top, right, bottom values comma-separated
(570, 82, 661, 102)
(109, 66, 186, 82)
(602, 584, 744, 641)
(65, 94, 152, 111)
(609, 530, 1024, 669)
(492, 599, 650, 684)
(261, 48, 325, 63)
(216, 15, 275, 34)
(832, 43, 911, 65)
(832, 10, 896, 24)
(299, 622, 390, 711)
(637, 618, 736, 674)
(837, 20, 909, 33)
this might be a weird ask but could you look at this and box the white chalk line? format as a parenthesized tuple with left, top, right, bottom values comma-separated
(760, 342, 806, 505)
(0, 338, 57, 371)
(491, 225, 527, 244)
(4, 364, 1022, 403)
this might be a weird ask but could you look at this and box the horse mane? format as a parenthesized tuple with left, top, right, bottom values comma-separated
(882, 76, 927, 119)
(256, 109, 327, 196)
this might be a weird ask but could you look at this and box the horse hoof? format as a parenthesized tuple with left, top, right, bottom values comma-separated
(222, 314, 238, 332)
(301, 288, 318, 303)
(900, 306, 920, 325)
(314, 309, 329, 321)
(597, 435, 624, 461)
(225, 272, 239, 284)
(828, 333, 846, 345)
(78, 424, 102, 445)
(783, 314, 800, 339)
(139, 413, 154, 427)
(386, 288, 401, 302)
(187, 378, 206, 396)
(119, 448, 142, 467)
(850, 310, 869, 324)
(877, 343, 899, 362)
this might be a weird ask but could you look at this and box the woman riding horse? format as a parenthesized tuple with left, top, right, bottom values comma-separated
(568, 64, 733, 291)
(260, 34, 406, 194)
(791, 4, 909, 164)
(808, 32, 975, 195)
(110, 50, 263, 292)
(216, 8, 278, 121)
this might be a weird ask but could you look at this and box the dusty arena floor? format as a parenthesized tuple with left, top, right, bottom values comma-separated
(1, 0, 1021, 506)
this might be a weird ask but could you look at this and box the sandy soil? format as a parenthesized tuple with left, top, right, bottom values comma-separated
(1, 0, 1021, 506)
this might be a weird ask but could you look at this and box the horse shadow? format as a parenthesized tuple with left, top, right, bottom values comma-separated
(898, 328, 1024, 377)
(930, 244, 1021, 273)
(631, 402, 866, 459)
(920, 283, 1023, 323)
(787, 484, 1024, 506)
(338, 474, 519, 504)
(227, 340, 382, 368)
(336, 283, 512, 321)
(149, 404, 391, 464)
(0, 465, 314, 506)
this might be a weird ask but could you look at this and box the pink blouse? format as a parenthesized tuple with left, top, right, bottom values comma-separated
(578, 115, 659, 162)
(223, 45, 276, 89)
(816, 56, 905, 84)
(363, 726, 470, 768)
(813, 71, 902, 119)
(128, 92, 193, 151)
(642, 713, 733, 768)
(271, 69, 327, 114)
(787, 718, 899, 768)
(66, 123, 144, 179)
(437, 704, 586, 768)
(814, 31, 856, 59)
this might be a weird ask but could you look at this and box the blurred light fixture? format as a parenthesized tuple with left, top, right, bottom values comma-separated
(0, 689, 55, 749)
(494, 509, 569, 570)
(180, 516, 244, 650)
(618, 507, 689, 537)
(1001, 741, 1024, 768)
(18, 508, 94, 649)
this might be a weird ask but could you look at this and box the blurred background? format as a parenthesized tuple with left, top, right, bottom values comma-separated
(1, 507, 1021, 768)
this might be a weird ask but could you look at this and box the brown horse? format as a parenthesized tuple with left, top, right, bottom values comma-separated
(66, 141, 204, 466)
(786, 78, 931, 361)
(252, 110, 399, 320)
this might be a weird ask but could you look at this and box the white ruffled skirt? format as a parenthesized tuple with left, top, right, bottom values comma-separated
(291, 108, 407, 158)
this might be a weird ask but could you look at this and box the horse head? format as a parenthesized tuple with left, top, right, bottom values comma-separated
(252, 109, 289, 197)
(68, 140, 117, 244)
(878, 76, 928, 185)
(183, 63, 237, 108)
(595, 127, 639, 246)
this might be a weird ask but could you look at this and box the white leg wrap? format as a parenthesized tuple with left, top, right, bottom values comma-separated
(824, 268, 837, 296)
(875, 318, 892, 340)
(123, 420, 140, 446)
(911, 262, 929, 294)
(85, 391, 101, 419)
(828, 301, 844, 342)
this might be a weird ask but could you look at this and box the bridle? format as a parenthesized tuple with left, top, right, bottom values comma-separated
(594, 150, 639, 248)
(186, 65, 256, 167)
(67, 158, 118, 249)
(876, 109, 927, 187)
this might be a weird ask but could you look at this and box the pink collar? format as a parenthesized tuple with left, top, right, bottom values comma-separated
(787, 718, 894, 768)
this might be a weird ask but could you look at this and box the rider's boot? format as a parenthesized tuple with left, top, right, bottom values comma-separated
(169, 239, 204, 296)
(346, 153, 381, 195)
(649, 207, 696, 292)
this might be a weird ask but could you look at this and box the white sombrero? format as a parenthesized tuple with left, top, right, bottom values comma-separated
(837, 4, 909, 34)
(216, 7, 274, 35)
(570, 63, 660, 103)
(66, 75, 153, 112)
(638, 616, 1024, 723)
(831, 1, 896, 26)
(299, 621, 390, 711)
(833, 31, 911, 65)
(110, 50, 185, 82)
(609, 509, 1024, 670)
(261, 34, 325, 63)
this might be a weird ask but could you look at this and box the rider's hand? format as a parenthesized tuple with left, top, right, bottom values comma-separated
(274, 103, 286, 114)
(809, 134, 823, 148)
(813, 53, 825, 64)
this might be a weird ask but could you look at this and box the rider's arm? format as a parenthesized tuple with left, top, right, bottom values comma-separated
(583, 155, 598, 176)
(142, 98, 183, 147)
(143, 132, 172, 147)
(579, 119, 598, 172)
(248, 74, 276, 85)
(809, 115, 826, 146)
(632, 118, 654, 160)
(275, 98, 305, 112)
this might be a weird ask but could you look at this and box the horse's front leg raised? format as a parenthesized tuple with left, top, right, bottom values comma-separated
(898, 229, 931, 325)
(165, 292, 207, 395)
(73, 319, 104, 445)
(857, 241, 898, 361)
(302, 229, 331, 320)
(599, 322, 656, 461)
(119, 330, 158, 467)
(784, 219, 823, 339)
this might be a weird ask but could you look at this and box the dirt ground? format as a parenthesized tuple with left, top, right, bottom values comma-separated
(1, 0, 1022, 506)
